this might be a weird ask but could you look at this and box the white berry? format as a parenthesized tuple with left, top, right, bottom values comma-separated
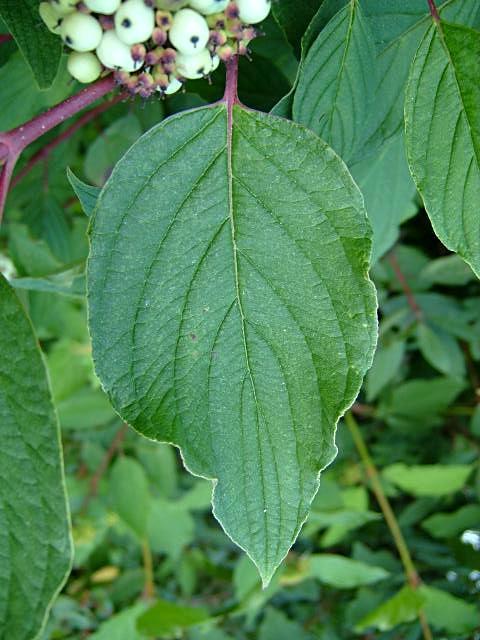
(237, 0, 271, 24)
(115, 0, 155, 46)
(176, 48, 215, 79)
(84, 0, 121, 13)
(164, 76, 183, 94)
(169, 8, 210, 55)
(39, 2, 62, 34)
(188, 0, 228, 15)
(61, 12, 103, 52)
(67, 51, 102, 83)
(49, 0, 77, 16)
(96, 30, 143, 72)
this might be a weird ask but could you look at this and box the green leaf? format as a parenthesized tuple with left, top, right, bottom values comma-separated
(355, 586, 425, 633)
(306, 554, 389, 589)
(87, 104, 377, 584)
(136, 599, 210, 636)
(110, 457, 151, 539)
(417, 323, 465, 378)
(259, 608, 312, 640)
(271, 0, 323, 56)
(11, 272, 86, 298)
(405, 21, 480, 278)
(366, 339, 405, 401)
(351, 134, 417, 262)
(419, 585, 479, 634)
(383, 463, 473, 497)
(147, 498, 195, 559)
(385, 376, 465, 420)
(422, 504, 480, 539)
(0, 0, 62, 88)
(292, 0, 377, 162)
(57, 388, 116, 431)
(420, 254, 477, 286)
(0, 275, 72, 640)
(67, 168, 101, 218)
(89, 603, 147, 640)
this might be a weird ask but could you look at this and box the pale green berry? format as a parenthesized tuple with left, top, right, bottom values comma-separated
(60, 12, 103, 52)
(49, 0, 77, 16)
(176, 48, 215, 79)
(169, 8, 209, 55)
(39, 2, 62, 34)
(115, 0, 155, 46)
(237, 0, 271, 24)
(96, 30, 143, 72)
(164, 76, 183, 94)
(156, 0, 188, 9)
(84, 0, 121, 14)
(188, 0, 228, 15)
(67, 51, 102, 82)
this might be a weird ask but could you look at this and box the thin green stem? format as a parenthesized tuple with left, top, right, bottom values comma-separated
(141, 538, 155, 600)
(345, 412, 433, 640)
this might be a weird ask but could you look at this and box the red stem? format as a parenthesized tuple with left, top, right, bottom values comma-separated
(11, 94, 122, 189)
(0, 75, 115, 223)
(427, 0, 440, 21)
(387, 251, 423, 320)
(223, 55, 240, 107)
(0, 34, 13, 45)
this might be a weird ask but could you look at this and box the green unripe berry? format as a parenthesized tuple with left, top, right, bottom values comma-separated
(188, 0, 229, 15)
(39, 2, 62, 34)
(176, 47, 215, 79)
(61, 12, 103, 52)
(84, 0, 121, 14)
(156, 0, 188, 9)
(237, 0, 271, 24)
(67, 51, 102, 83)
(49, 0, 77, 16)
(169, 8, 210, 55)
(115, 0, 155, 45)
(96, 30, 143, 71)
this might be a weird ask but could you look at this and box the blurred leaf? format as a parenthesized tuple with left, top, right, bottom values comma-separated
(147, 498, 195, 559)
(385, 377, 465, 420)
(136, 599, 210, 636)
(67, 168, 101, 218)
(89, 603, 147, 640)
(110, 457, 151, 539)
(136, 441, 178, 498)
(0, 275, 72, 640)
(57, 388, 116, 430)
(471, 405, 480, 436)
(422, 504, 480, 539)
(420, 585, 479, 634)
(177, 481, 212, 511)
(11, 272, 86, 298)
(306, 554, 389, 589)
(420, 254, 477, 286)
(417, 323, 465, 378)
(0, 0, 62, 88)
(366, 339, 405, 401)
(383, 464, 473, 497)
(47, 339, 93, 403)
(8, 223, 63, 276)
(271, 0, 322, 56)
(259, 608, 312, 640)
(355, 586, 425, 632)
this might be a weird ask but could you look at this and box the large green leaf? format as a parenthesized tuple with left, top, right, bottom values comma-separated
(87, 104, 377, 584)
(405, 20, 480, 277)
(0, 0, 62, 89)
(292, 0, 377, 162)
(0, 275, 72, 640)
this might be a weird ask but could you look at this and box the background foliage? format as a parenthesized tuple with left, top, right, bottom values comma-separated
(0, 0, 479, 638)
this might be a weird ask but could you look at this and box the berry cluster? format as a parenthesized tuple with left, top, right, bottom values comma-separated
(39, 0, 271, 97)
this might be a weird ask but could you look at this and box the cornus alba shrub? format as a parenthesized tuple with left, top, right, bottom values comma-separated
(0, 0, 479, 638)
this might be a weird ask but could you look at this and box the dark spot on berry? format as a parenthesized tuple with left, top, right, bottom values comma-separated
(65, 35, 73, 44)
(190, 35, 199, 47)
(122, 18, 132, 28)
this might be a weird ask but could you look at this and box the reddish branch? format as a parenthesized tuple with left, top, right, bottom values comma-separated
(427, 0, 441, 22)
(11, 93, 123, 188)
(387, 251, 423, 320)
(0, 75, 115, 222)
(0, 34, 13, 45)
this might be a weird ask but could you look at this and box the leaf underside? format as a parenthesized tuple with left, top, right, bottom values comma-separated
(0, 275, 72, 640)
(405, 21, 480, 278)
(87, 104, 377, 583)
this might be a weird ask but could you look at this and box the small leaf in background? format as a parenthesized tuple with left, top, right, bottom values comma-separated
(384, 377, 465, 422)
(89, 603, 147, 640)
(355, 586, 425, 633)
(259, 607, 312, 640)
(420, 254, 477, 287)
(110, 457, 151, 539)
(136, 599, 210, 636)
(271, 0, 322, 56)
(419, 585, 479, 634)
(57, 387, 116, 431)
(88, 104, 377, 584)
(383, 464, 473, 497)
(0, 275, 72, 640)
(366, 339, 405, 401)
(67, 168, 101, 218)
(292, 0, 377, 162)
(0, 0, 62, 88)
(422, 504, 480, 539)
(405, 20, 480, 277)
(417, 323, 466, 379)
(471, 405, 480, 437)
(306, 554, 389, 589)
(147, 498, 195, 559)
